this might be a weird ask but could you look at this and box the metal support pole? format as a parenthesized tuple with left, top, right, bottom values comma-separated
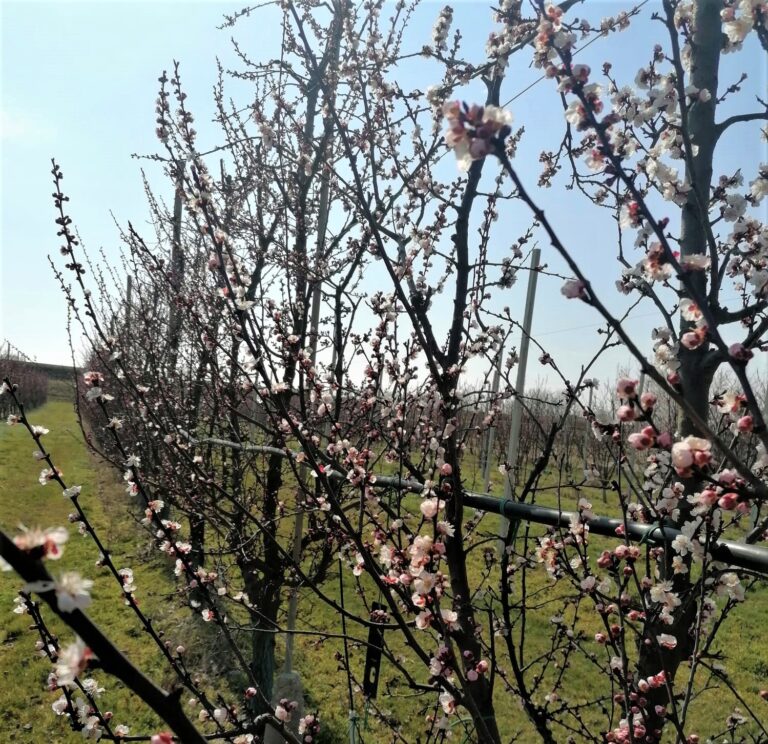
(167, 159, 186, 374)
(751, 365, 768, 531)
(481, 343, 504, 489)
(348, 711, 359, 744)
(638, 370, 646, 397)
(268, 113, 337, 744)
(499, 248, 540, 548)
(582, 384, 594, 473)
(282, 167, 332, 675)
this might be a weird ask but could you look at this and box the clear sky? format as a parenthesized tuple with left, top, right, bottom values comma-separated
(1, 1, 765, 389)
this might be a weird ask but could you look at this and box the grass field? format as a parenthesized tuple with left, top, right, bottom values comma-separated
(0, 387, 211, 742)
(1, 384, 766, 742)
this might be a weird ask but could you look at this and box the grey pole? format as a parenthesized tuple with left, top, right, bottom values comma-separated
(282, 168, 332, 675)
(481, 343, 504, 490)
(268, 115, 336, 744)
(499, 248, 540, 549)
(638, 370, 647, 397)
(167, 159, 185, 374)
(751, 364, 768, 532)
(582, 383, 594, 473)
(125, 275, 133, 346)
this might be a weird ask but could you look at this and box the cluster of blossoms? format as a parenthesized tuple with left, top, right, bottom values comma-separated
(721, 0, 768, 50)
(677, 298, 709, 351)
(485, 0, 526, 75)
(533, 4, 573, 68)
(274, 697, 299, 723)
(712, 389, 753, 434)
(615, 377, 654, 421)
(52, 694, 108, 741)
(726, 210, 768, 301)
(670, 436, 712, 478)
(298, 712, 320, 741)
(442, 101, 513, 171)
(430, 5, 453, 52)
(688, 468, 751, 516)
(83, 370, 113, 404)
(118, 567, 136, 601)
(650, 327, 680, 380)
(563, 81, 606, 132)
(605, 671, 668, 743)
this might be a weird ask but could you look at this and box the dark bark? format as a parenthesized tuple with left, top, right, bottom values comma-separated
(637, 3, 723, 738)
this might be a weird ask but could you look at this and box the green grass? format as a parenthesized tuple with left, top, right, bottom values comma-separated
(1, 390, 765, 743)
(0, 392, 207, 742)
(286, 453, 768, 743)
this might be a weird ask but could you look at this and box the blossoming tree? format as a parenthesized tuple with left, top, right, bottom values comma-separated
(2, 1, 768, 743)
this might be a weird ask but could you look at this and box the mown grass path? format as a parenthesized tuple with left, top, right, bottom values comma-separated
(0, 395, 192, 742)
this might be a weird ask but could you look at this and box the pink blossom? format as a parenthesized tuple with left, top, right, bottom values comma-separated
(698, 489, 719, 507)
(656, 633, 677, 650)
(597, 550, 612, 568)
(151, 734, 174, 744)
(440, 608, 460, 631)
(718, 492, 739, 510)
(616, 378, 638, 399)
(617, 405, 636, 422)
(656, 431, 673, 449)
(627, 426, 655, 450)
(439, 691, 456, 714)
(420, 497, 445, 519)
(671, 436, 711, 476)
(737, 415, 754, 432)
(681, 325, 708, 350)
(640, 392, 657, 410)
(561, 278, 588, 299)
(729, 343, 753, 362)
(679, 299, 703, 322)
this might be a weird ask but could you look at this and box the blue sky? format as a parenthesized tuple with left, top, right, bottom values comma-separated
(1, 1, 765, 389)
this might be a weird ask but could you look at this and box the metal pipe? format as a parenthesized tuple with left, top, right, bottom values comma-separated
(181, 430, 768, 575)
(465, 493, 768, 575)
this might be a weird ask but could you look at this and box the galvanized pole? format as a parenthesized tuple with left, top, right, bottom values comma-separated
(167, 159, 186, 374)
(498, 248, 540, 548)
(751, 364, 768, 532)
(582, 383, 594, 472)
(481, 343, 504, 490)
(282, 163, 332, 675)
(638, 370, 646, 397)
(267, 118, 336, 744)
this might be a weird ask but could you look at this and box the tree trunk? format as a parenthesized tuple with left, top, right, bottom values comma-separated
(636, 2, 722, 738)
